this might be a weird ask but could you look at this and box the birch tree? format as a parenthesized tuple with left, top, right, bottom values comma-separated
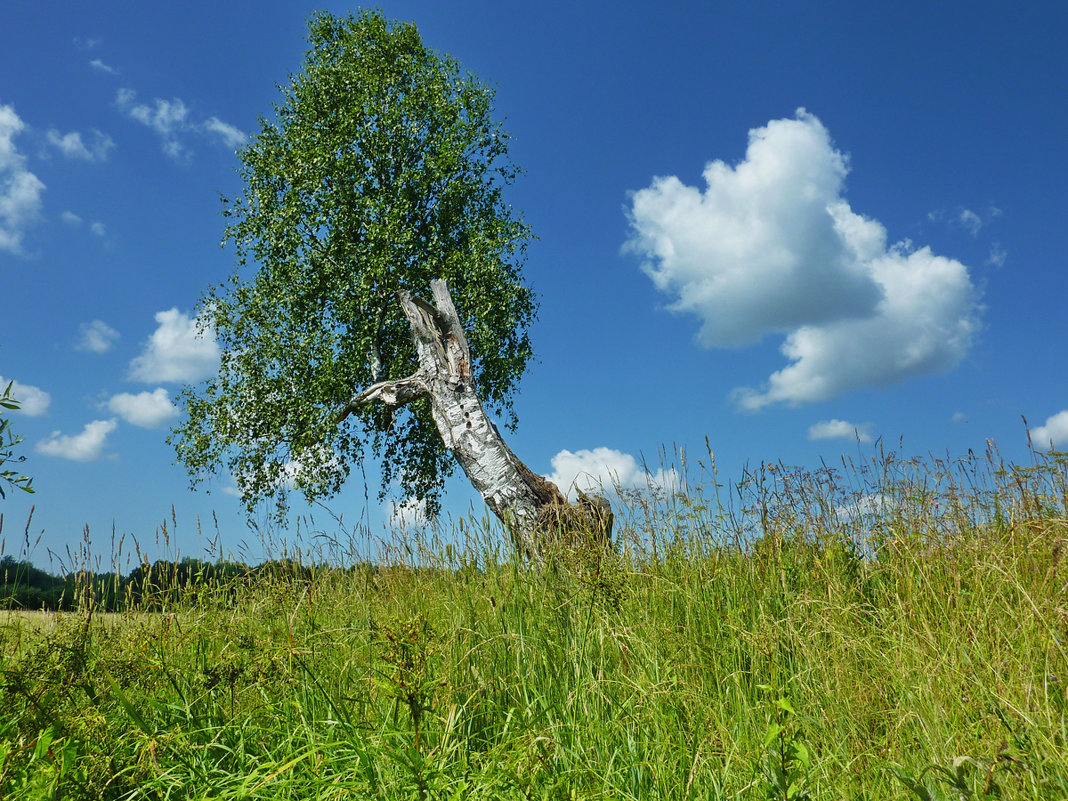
(170, 11, 611, 556)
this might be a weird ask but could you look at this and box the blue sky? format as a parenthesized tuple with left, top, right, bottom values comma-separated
(2, 1, 1066, 570)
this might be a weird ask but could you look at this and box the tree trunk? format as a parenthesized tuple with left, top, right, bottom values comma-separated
(336, 279, 612, 558)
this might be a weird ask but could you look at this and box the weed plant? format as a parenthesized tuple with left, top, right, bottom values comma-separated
(0, 443, 1065, 799)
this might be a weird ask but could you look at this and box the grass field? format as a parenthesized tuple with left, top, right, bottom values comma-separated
(1, 444, 1066, 799)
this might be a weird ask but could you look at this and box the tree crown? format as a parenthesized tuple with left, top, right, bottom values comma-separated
(171, 10, 536, 518)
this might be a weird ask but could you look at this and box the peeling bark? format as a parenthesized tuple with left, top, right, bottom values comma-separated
(336, 278, 612, 558)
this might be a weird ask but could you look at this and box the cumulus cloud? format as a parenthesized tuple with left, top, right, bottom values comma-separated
(105, 388, 177, 428)
(0, 103, 46, 254)
(0, 376, 50, 416)
(36, 418, 117, 461)
(545, 447, 678, 500)
(61, 210, 82, 225)
(986, 243, 1006, 268)
(808, 419, 872, 443)
(75, 319, 120, 353)
(625, 109, 982, 409)
(1031, 411, 1068, 450)
(46, 128, 114, 161)
(90, 221, 106, 237)
(116, 89, 244, 161)
(387, 497, 429, 529)
(128, 308, 219, 383)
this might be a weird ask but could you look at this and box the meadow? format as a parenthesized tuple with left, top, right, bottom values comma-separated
(0, 442, 1066, 800)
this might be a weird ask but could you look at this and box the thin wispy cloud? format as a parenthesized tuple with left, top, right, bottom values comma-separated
(115, 88, 244, 161)
(626, 109, 982, 410)
(959, 208, 982, 236)
(203, 116, 247, 150)
(89, 58, 118, 75)
(75, 319, 120, 353)
(46, 128, 115, 161)
(60, 211, 107, 237)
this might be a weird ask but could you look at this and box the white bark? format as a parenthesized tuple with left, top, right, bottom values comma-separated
(337, 279, 610, 557)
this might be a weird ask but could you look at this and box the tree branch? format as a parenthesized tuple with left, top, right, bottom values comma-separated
(333, 373, 429, 424)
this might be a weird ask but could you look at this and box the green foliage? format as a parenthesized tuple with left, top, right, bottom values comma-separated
(1, 380, 34, 499)
(758, 688, 812, 800)
(170, 10, 536, 520)
(0, 725, 88, 800)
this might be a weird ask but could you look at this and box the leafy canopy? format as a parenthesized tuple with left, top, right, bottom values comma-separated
(171, 10, 536, 518)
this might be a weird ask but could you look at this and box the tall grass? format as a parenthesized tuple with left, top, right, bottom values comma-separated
(0, 443, 1065, 799)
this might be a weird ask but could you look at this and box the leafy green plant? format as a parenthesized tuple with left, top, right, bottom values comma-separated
(757, 686, 812, 800)
(0, 726, 87, 800)
(0, 380, 34, 499)
(890, 756, 1002, 800)
(376, 613, 446, 750)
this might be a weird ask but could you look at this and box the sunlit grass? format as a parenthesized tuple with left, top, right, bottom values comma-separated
(1, 443, 1066, 799)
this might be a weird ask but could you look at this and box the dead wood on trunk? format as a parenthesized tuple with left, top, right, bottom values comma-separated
(335, 279, 612, 559)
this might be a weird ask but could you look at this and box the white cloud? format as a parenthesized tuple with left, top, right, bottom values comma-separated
(808, 418, 872, 443)
(626, 109, 982, 409)
(0, 376, 50, 416)
(202, 117, 247, 149)
(733, 244, 980, 410)
(986, 243, 1006, 267)
(75, 319, 120, 353)
(1031, 411, 1068, 450)
(36, 418, 117, 461)
(116, 89, 244, 161)
(105, 388, 177, 428)
(626, 110, 882, 346)
(61, 210, 82, 225)
(46, 128, 114, 161)
(89, 58, 118, 75)
(0, 103, 46, 254)
(835, 492, 894, 524)
(951, 411, 968, 423)
(128, 308, 219, 383)
(387, 497, 428, 529)
(90, 221, 106, 237)
(545, 447, 678, 500)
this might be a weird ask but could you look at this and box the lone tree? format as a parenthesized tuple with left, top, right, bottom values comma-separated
(171, 11, 611, 557)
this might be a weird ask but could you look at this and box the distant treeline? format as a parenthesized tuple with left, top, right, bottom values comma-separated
(0, 555, 320, 612)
